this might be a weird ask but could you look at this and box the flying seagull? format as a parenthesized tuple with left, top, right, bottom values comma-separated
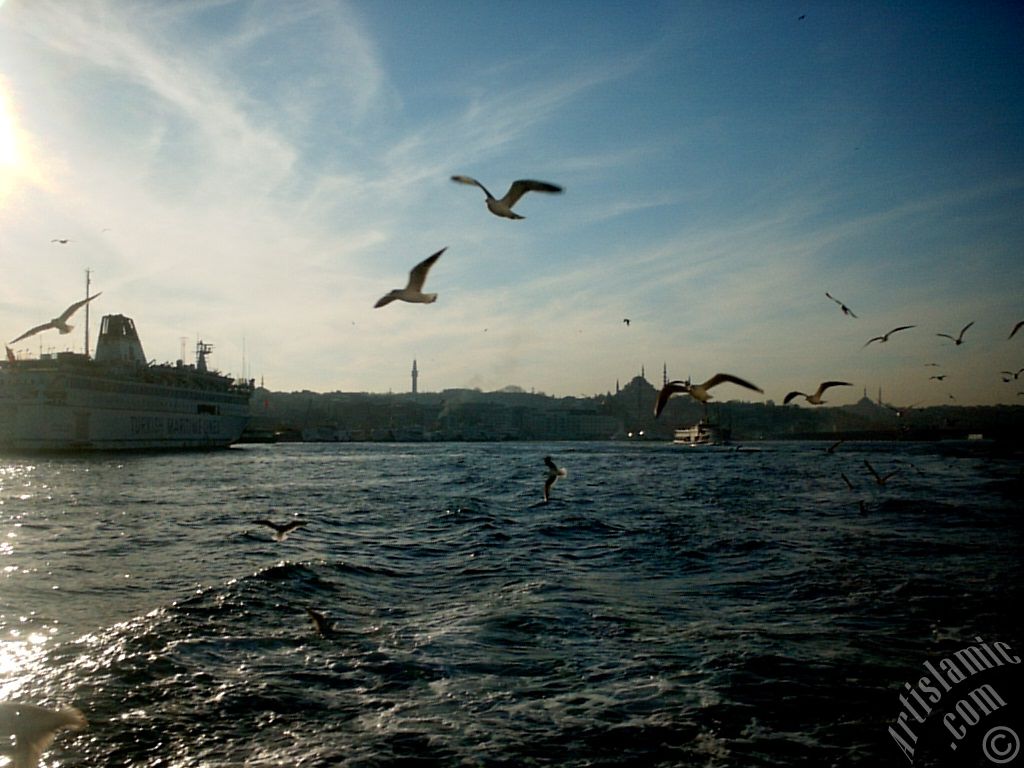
(895, 459, 925, 476)
(9, 293, 102, 345)
(1010, 320, 1024, 340)
(863, 325, 915, 347)
(306, 607, 334, 638)
(929, 375, 947, 381)
(543, 455, 567, 502)
(826, 439, 845, 454)
(936, 321, 974, 346)
(374, 248, 445, 308)
(885, 402, 919, 419)
(623, 318, 631, 326)
(825, 292, 857, 318)
(783, 381, 852, 405)
(0, 701, 87, 768)
(864, 459, 899, 486)
(451, 175, 562, 219)
(253, 518, 307, 541)
(50, 238, 72, 244)
(654, 373, 763, 417)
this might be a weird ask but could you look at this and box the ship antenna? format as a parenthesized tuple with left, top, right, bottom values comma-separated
(84, 268, 92, 358)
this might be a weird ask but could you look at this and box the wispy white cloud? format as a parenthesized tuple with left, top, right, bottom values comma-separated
(0, 1, 1020, 406)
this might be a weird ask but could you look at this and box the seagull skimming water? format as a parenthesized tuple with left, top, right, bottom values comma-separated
(864, 460, 900, 486)
(0, 701, 87, 768)
(451, 175, 562, 219)
(374, 248, 445, 308)
(543, 456, 567, 502)
(306, 608, 334, 638)
(9, 293, 102, 345)
(253, 518, 307, 541)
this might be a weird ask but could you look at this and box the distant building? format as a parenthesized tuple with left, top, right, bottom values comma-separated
(411, 359, 418, 394)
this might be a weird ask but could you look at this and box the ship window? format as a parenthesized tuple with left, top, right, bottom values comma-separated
(198, 404, 219, 415)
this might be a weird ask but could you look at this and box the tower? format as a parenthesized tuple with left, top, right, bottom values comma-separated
(411, 359, 418, 394)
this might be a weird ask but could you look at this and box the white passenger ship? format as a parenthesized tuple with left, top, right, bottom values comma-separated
(0, 314, 253, 451)
(673, 419, 731, 447)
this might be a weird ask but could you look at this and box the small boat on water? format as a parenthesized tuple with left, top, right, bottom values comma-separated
(1, 313, 253, 451)
(673, 419, 731, 447)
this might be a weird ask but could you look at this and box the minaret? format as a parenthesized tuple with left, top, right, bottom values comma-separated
(84, 268, 92, 357)
(411, 359, 418, 394)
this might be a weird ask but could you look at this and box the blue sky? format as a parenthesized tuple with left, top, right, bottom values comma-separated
(1, 0, 1022, 406)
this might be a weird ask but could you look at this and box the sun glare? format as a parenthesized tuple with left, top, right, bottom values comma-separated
(0, 85, 17, 169)
(0, 76, 47, 202)
(0, 79, 24, 208)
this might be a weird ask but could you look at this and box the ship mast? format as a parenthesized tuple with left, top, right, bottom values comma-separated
(84, 268, 92, 358)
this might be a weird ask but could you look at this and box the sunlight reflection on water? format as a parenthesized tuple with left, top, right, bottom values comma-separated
(0, 442, 1020, 766)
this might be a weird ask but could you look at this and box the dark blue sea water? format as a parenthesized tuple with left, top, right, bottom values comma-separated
(1, 441, 1021, 767)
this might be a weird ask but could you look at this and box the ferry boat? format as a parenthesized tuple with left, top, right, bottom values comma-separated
(0, 314, 253, 451)
(673, 419, 731, 447)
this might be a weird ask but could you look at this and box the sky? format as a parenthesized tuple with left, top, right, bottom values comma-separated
(0, 0, 1022, 407)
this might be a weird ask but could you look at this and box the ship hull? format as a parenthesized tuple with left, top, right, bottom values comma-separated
(0, 367, 251, 452)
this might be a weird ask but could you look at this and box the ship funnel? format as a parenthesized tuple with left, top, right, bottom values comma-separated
(94, 315, 147, 365)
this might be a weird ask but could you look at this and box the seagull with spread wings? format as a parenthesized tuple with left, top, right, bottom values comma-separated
(253, 518, 307, 541)
(936, 321, 974, 346)
(783, 381, 852, 405)
(451, 175, 562, 219)
(864, 459, 900, 486)
(863, 325, 915, 347)
(1010, 320, 1024, 340)
(0, 701, 87, 768)
(9, 293, 102, 345)
(825, 292, 857, 318)
(543, 456, 568, 502)
(306, 607, 334, 638)
(654, 373, 763, 417)
(374, 248, 445, 308)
